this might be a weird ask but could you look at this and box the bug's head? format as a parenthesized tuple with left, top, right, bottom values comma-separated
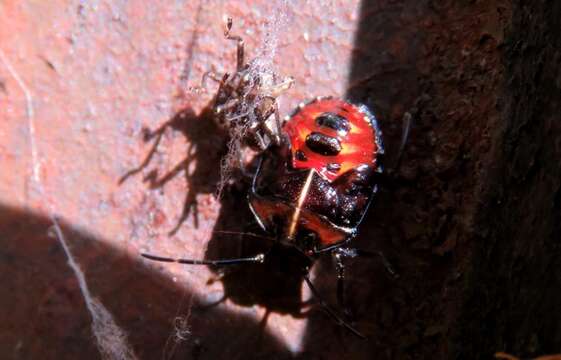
(249, 194, 353, 259)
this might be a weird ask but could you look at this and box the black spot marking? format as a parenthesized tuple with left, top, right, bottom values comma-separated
(327, 163, 341, 172)
(295, 150, 308, 161)
(315, 112, 350, 135)
(305, 132, 342, 156)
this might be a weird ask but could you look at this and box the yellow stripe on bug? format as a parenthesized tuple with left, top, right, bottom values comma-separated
(287, 169, 315, 240)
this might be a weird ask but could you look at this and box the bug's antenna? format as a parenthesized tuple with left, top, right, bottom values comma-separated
(303, 274, 366, 339)
(392, 111, 412, 172)
(212, 230, 275, 242)
(141, 252, 266, 266)
(250, 155, 264, 194)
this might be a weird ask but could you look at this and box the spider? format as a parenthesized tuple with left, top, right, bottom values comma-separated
(200, 18, 294, 172)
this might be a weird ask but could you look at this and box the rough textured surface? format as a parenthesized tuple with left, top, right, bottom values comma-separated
(1, 0, 559, 359)
(459, 1, 561, 358)
(339, 1, 511, 358)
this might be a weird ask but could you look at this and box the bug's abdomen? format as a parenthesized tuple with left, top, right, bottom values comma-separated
(283, 97, 383, 182)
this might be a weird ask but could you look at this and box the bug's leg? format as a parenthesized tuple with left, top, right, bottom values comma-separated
(262, 96, 282, 146)
(378, 251, 398, 279)
(225, 17, 244, 71)
(332, 247, 399, 279)
(392, 110, 412, 172)
(302, 273, 366, 339)
(333, 250, 352, 319)
(256, 308, 271, 345)
(216, 97, 241, 117)
(364, 110, 413, 188)
(354, 248, 399, 279)
(389, 93, 430, 174)
(188, 66, 224, 94)
(273, 102, 282, 145)
(252, 127, 268, 151)
(141, 252, 266, 266)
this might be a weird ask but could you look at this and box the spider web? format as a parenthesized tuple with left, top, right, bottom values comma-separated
(0, 48, 138, 360)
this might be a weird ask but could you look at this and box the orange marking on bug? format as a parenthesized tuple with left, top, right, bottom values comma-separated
(339, 144, 360, 155)
(349, 123, 362, 134)
(284, 97, 380, 182)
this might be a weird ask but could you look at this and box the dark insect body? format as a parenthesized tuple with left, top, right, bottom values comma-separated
(142, 97, 385, 338)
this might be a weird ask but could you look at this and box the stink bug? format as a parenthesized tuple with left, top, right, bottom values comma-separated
(142, 97, 394, 338)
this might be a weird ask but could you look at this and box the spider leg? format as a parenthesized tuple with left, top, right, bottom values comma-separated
(252, 129, 268, 151)
(188, 66, 224, 94)
(201, 67, 223, 89)
(215, 97, 241, 117)
(261, 96, 282, 146)
(225, 17, 244, 71)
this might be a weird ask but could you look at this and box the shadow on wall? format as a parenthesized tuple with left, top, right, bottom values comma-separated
(459, 0, 561, 357)
(119, 105, 227, 235)
(0, 204, 292, 360)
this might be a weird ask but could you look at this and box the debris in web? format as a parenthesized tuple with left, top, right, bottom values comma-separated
(172, 315, 192, 342)
(161, 293, 194, 360)
(161, 316, 192, 359)
(1, 48, 137, 360)
(215, 1, 293, 199)
(49, 217, 138, 360)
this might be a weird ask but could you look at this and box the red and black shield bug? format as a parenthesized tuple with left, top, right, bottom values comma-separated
(142, 97, 388, 338)
(249, 96, 384, 249)
(198, 18, 294, 175)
